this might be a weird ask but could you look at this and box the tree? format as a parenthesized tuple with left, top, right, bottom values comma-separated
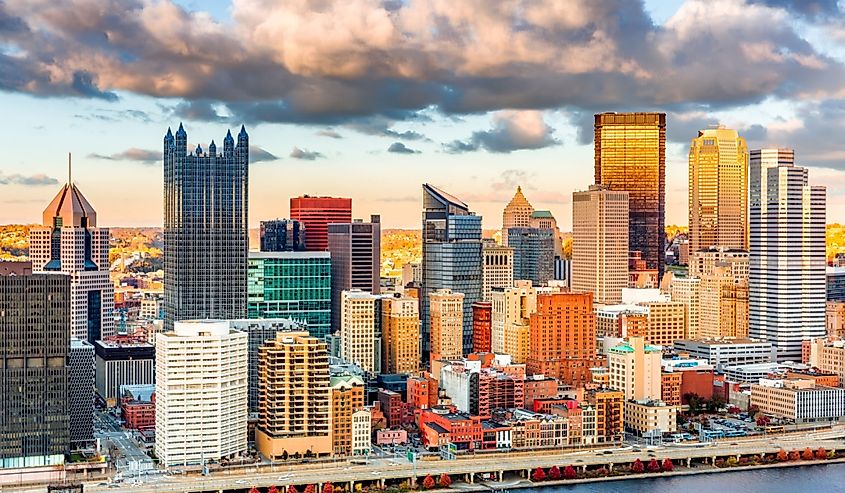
(816, 447, 828, 460)
(531, 467, 546, 482)
(788, 450, 800, 461)
(684, 393, 703, 414)
(563, 466, 576, 480)
(756, 416, 770, 427)
(269, 487, 279, 493)
(282, 450, 289, 461)
(438, 474, 451, 488)
(548, 466, 561, 480)
(249, 488, 260, 493)
(707, 394, 726, 413)
(422, 475, 435, 490)
(288, 486, 299, 493)
(802, 448, 815, 461)
(776, 449, 788, 462)
(662, 458, 674, 472)
(631, 459, 644, 473)
(293, 452, 302, 460)
(647, 459, 661, 472)
(323, 484, 334, 493)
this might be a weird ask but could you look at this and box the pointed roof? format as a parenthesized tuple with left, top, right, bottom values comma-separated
(42, 182, 97, 227)
(423, 183, 469, 211)
(505, 186, 534, 211)
(175, 122, 186, 137)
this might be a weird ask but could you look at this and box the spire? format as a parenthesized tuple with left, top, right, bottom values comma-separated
(175, 122, 186, 137)
(224, 129, 234, 143)
(238, 124, 247, 136)
(506, 186, 533, 211)
(195, 144, 203, 156)
(68, 152, 72, 186)
(209, 140, 217, 156)
(165, 127, 173, 139)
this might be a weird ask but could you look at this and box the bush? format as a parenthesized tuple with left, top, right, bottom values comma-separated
(715, 459, 725, 468)
(631, 459, 645, 473)
(548, 466, 561, 480)
(422, 476, 435, 490)
(776, 449, 788, 462)
(269, 487, 279, 493)
(647, 459, 661, 472)
(304, 485, 316, 493)
(531, 467, 546, 482)
(802, 448, 815, 461)
(438, 474, 451, 488)
(324, 484, 334, 493)
(662, 459, 674, 472)
(563, 465, 577, 480)
(816, 448, 828, 460)
(788, 450, 800, 461)
(726, 457, 738, 467)
(596, 467, 609, 477)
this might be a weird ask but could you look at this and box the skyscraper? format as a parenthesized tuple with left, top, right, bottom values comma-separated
(594, 112, 666, 283)
(749, 149, 826, 360)
(68, 340, 94, 445)
(502, 186, 534, 246)
(0, 273, 70, 468)
(530, 210, 564, 258)
(29, 157, 113, 342)
(482, 240, 514, 302)
(429, 289, 465, 366)
(421, 184, 482, 357)
(290, 195, 352, 252)
(572, 185, 629, 304)
(381, 294, 420, 374)
(260, 219, 306, 252)
(689, 126, 749, 252)
(340, 290, 381, 373)
(507, 227, 555, 286)
(163, 124, 249, 330)
(491, 281, 536, 364)
(328, 215, 381, 333)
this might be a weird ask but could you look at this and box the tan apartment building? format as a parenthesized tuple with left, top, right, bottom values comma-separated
(381, 294, 420, 374)
(482, 241, 514, 302)
(430, 289, 464, 366)
(827, 301, 845, 338)
(256, 331, 331, 459)
(670, 276, 700, 339)
(491, 280, 536, 363)
(644, 301, 687, 347)
(331, 374, 365, 456)
(341, 289, 380, 373)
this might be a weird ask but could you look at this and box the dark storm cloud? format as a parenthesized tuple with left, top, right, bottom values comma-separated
(748, 0, 841, 19)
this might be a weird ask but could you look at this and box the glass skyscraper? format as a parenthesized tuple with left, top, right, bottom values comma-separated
(248, 252, 332, 340)
(421, 184, 482, 357)
(507, 227, 554, 285)
(260, 219, 306, 252)
(163, 124, 249, 329)
(594, 112, 666, 283)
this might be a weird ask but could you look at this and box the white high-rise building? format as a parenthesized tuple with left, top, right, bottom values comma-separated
(749, 149, 826, 361)
(670, 277, 700, 339)
(608, 336, 662, 401)
(490, 280, 536, 363)
(482, 240, 514, 301)
(572, 185, 629, 305)
(340, 290, 381, 373)
(155, 320, 248, 467)
(30, 160, 114, 342)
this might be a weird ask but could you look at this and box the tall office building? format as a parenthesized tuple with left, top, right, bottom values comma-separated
(256, 331, 332, 459)
(531, 210, 564, 258)
(68, 339, 95, 445)
(472, 301, 493, 353)
(749, 149, 826, 360)
(29, 160, 113, 342)
(689, 126, 749, 253)
(527, 291, 599, 386)
(697, 250, 749, 339)
(429, 289, 465, 366)
(421, 184, 482, 356)
(482, 240, 514, 302)
(155, 321, 248, 467)
(507, 227, 555, 285)
(491, 281, 536, 364)
(669, 277, 700, 339)
(0, 273, 69, 468)
(260, 219, 306, 252)
(608, 336, 661, 401)
(163, 125, 249, 330)
(594, 112, 666, 283)
(381, 294, 420, 374)
(572, 185, 629, 304)
(502, 186, 534, 246)
(290, 195, 352, 252)
(328, 215, 381, 333)
(248, 251, 332, 339)
(330, 375, 366, 456)
(340, 290, 381, 373)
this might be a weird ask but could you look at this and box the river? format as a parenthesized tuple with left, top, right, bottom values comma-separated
(528, 463, 845, 492)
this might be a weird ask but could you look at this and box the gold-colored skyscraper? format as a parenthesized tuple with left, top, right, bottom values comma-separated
(381, 294, 420, 374)
(594, 112, 666, 284)
(502, 186, 534, 246)
(688, 126, 749, 253)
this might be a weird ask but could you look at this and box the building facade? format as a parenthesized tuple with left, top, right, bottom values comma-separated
(673, 338, 775, 369)
(688, 126, 749, 253)
(247, 251, 331, 340)
(430, 289, 465, 366)
(69, 339, 95, 445)
(670, 276, 700, 339)
(260, 219, 306, 252)
(163, 125, 249, 329)
(330, 375, 365, 456)
(328, 215, 381, 333)
(340, 290, 381, 373)
(290, 195, 352, 252)
(482, 241, 514, 302)
(381, 295, 420, 374)
(594, 112, 666, 283)
(507, 227, 554, 286)
(155, 321, 248, 467)
(502, 187, 534, 247)
(608, 337, 662, 401)
(421, 184, 483, 356)
(491, 281, 536, 363)
(572, 185, 629, 304)
(94, 338, 155, 407)
(472, 301, 493, 353)
(749, 148, 826, 360)
(751, 378, 845, 423)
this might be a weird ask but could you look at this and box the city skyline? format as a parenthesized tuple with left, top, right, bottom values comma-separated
(3, 1, 845, 229)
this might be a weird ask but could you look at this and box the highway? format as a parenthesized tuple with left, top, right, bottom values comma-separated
(55, 430, 845, 493)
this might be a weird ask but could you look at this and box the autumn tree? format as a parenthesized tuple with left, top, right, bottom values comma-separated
(802, 448, 815, 461)
(631, 459, 645, 473)
(647, 459, 661, 472)
(563, 466, 577, 480)
(249, 488, 260, 493)
(776, 449, 788, 462)
(548, 466, 561, 480)
(816, 447, 828, 460)
(788, 450, 800, 461)
(532, 467, 546, 482)
(662, 459, 674, 472)
(422, 475, 435, 490)
(268, 486, 279, 493)
(288, 485, 299, 493)
(323, 484, 334, 493)
(438, 474, 451, 488)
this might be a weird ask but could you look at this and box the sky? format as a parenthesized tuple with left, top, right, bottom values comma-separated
(2, 0, 845, 229)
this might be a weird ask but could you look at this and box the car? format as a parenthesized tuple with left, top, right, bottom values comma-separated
(235, 480, 247, 484)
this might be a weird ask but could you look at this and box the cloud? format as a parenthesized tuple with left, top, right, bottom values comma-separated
(0, 0, 841, 128)
(289, 147, 324, 160)
(387, 142, 420, 154)
(347, 117, 429, 141)
(250, 146, 279, 163)
(445, 111, 559, 153)
(491, 169, 532, 191)
(0, 172, 60, 186)
(317, 129, 343, 139)
(89, 148, 162, 164)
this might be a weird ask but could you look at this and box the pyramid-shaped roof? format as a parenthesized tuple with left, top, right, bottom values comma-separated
(42, 182, 97, 227)
(505, 186, 534, 211)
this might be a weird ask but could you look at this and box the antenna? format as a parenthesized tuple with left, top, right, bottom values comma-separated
(68, 152, 72, 186)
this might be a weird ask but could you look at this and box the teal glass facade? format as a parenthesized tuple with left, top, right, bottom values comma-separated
(248, 252, 331, 339)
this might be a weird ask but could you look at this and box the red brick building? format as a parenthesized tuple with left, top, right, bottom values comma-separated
(524, 375, 559, 408)
(419, 408, 483, 451)
(407, 375, 438, 410)
(289, 195, 352, 251)
(471, 301, 492, 353)
(122, 392, 155, 430)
